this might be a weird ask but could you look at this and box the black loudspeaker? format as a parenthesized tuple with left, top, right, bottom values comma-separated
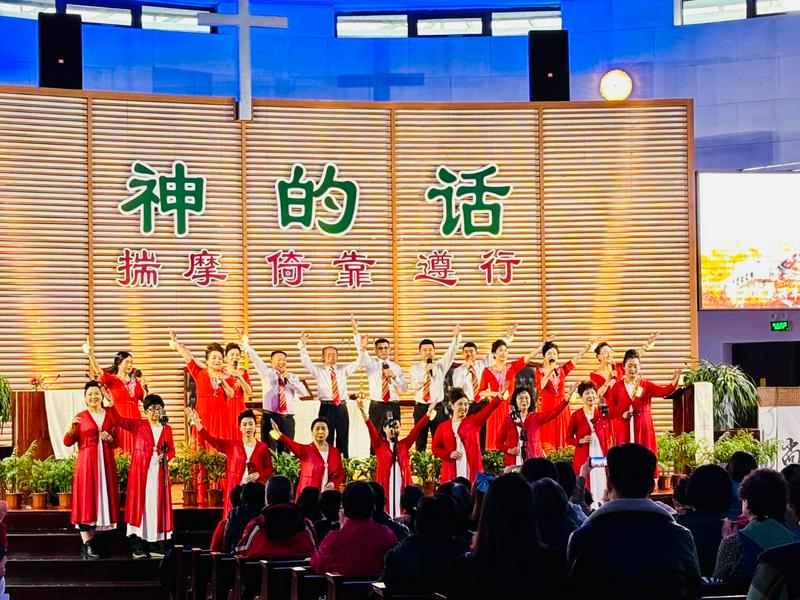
(528, 30, 569, 101)
(38, 13, 83, 90)
(731, 341, 800, 387)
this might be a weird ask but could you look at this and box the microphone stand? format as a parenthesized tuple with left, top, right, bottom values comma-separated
(159, 415, 170, 550)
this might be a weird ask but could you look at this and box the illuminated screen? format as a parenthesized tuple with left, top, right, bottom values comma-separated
(699, 172, 800, 309)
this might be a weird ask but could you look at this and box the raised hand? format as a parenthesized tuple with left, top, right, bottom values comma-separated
(299, 331, 309, 346)
(82, 336, 93, 356)
(644, 331, 660, 350)
(351, 315, 359, 333)
(359, 334, 369, 350)
(452, 324, 461, 337)
(506, 323, 518, 338)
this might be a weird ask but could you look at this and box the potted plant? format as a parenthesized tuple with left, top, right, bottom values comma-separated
(30, 456, 56, 509)
(2, 441, 37, 509)
(481, 450, 506, 476)
(170, 442, 199, 507)
(712, 430, 780, 467)
(199, 449, 227, 507)
(671, 432, 704, 489)
(683, 361, 760, 431)
(115, 451, 132, 504)
(542, 444, 576, 464)
(0, 374, 11, 436)
(53, 455, 75, 509)
(656, 432, 675, 491)
(270, 451, 300, 487)
(409, 450, 441, 495)
(344, 456, 377, 483)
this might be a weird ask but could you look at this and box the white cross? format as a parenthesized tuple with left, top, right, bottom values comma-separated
(198, 0, 287, 121)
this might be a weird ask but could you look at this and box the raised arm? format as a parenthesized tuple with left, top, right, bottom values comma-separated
(343, 333, 368, 376)
(439, 324, 461, 371)
(297, 331, 317, 376)
(358, 402, 383, 450)
(568, 340, 597, 368)
(84, 338, 104, 379)
(268, 419, 305, 458)
(638, 332, 660, 356)
(186, 408, 233, 454)
(400, 401, 438, 450)
(106, 399, 140, 432)
(168, 329, 194, 363)
(240, 333, 271, 383)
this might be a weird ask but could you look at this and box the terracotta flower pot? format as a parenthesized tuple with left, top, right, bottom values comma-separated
(5, 492, 21, 510)
(658, 475, 673, 492)
(31, 492, 48, 509)
(207, 489, 224, 508)
(57, 492, 72, 510)
(671, 474, 687, 490)
(182, 488, 197, 507)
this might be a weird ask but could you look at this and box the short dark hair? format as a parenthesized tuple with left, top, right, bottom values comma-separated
(321, 345, 338, 355)
(311, 417, 330, 431)
(230, 484, 244, 508)
(510, 387, 535, 410)
(520, 457, 558, 483)
(225, 342, 241, 356)
(453, 477, 473, 493)
(577, 381, 597, 396)
(686, 464, 732, 515)
(342, 481, 374, 519)
(449, 388, 468, 405)
(84, 380, 102, 393)
(318, 489, 342, 522)
(622, 348, 640, 365)
(727, 451, 758, 483)
(789, 476, 800, 517)
(143, 394, 165, 411)
(374, 338, 390, 348)
(416, 494, 457, 537)
(265, 475, 293, 505)
(297, 486, 321, 520)
(418, 339, 435, 350)
(531, 477, 569, 519)
(241, 481, 266, 506)
(554, 461, 577, 497)
(435, 482, 472, 534)
(739, 468, 787, 519)
(400, 485, 423, 514)
(238, 408, 257, 425)
(367, 481, 386, 511)
(491, 339, 507, 354)
(607, 443, 656, 498)
(541, 341, 559, 356)
(594, 342, 611, 356)
(673, 477, 689, 507)
(205, 343, 224, 359)
(781, 463, 800, 484)
(270, 350, 287, 359)
(462, 342, 477, 351)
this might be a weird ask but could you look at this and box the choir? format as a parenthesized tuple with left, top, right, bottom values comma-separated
(71, 325, 675, 557)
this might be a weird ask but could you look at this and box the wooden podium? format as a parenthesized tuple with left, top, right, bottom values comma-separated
(12, 391, 54, 459)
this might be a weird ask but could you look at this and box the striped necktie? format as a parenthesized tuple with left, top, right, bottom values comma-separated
(330, 368, 340, 406)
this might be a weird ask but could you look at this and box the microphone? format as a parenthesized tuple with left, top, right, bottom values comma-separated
(599, 397, 609, 416)
(382, 362, 390, 370)
(159, 410, 169, 426)
(426, 358, 433, 365)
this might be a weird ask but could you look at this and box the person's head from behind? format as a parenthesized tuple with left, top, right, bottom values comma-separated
(436, 481, 472, 534)
(400, 485, 423, 516)
(781, 463, 800, 485)
(606, 443, 656, 499)
(415, 494, 457, 538)
(318, 489, 342, 522)
(265, 475, 293, 506)
(229, 484, 244, 509)
(453, 477, 473, 494)
(727, 451, 757, 483)
(474, 473, 542, 575)
(241, 481, 266, 508)
(789, 476, 800, 520)
(672, 478, 690, 513)
(342, 481, 374, 521)
(686, 463, 732, 515)
(531, 477, 569, 520)
(297, 486, 321, 520)
(520, 457, 558, 484)
(739, 468, 787, 521)
(367, 481, 387, 514)
(554, 461, 577, 499)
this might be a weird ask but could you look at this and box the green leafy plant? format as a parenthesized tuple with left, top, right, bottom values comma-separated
(197, 448, 227, 490)
(30, 456, 56, 494)
(481, 450, 506, 476)
(2, 441, 38, 494)
(409, 450, 441, 485)
(0, 375, 11, 435)
(271, 451, 300, 486)
(344, 455, 376, 482)
(672, 432, 705, 473)
(683, 361, 760, 430)
(115, 450, 132, 492)
(53, 455, 76, 493)
(656, 431, 676, 475)
(542, 444, 575, 464)
(712, 430, 779, 467)
(169, 442, 200, 490)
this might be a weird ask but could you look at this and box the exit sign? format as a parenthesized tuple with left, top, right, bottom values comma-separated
(771, 320, 791, 332)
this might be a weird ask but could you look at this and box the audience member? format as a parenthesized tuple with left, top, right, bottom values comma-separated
(554, 461, 588, 525)
(468, 473, 494, 530)
(675, 464, 732, 577)
(726, 451, 758, 520)
(297, 486, 322, 522)
(520, 457, 558, 483)
(223, 481, 265, 553)
(672, 477, 689, 515)
(453, 477, 473, 494)
(312, 489, 341, 543)
(567, 444, 701, 600)
(782, 464, 800, 528)
(436, 481, 474, 546)
(310, 481, 397, 576)
(368, 482, 410, 542)
(210, 484, 243, 552)
(444, 473, 566, 600)
(714, 469, 800, 583)
(382, 494, 468, 593)
(531, 477, 578, 554)
(235, 475, 316, 559)
(395, 485, 423, 533)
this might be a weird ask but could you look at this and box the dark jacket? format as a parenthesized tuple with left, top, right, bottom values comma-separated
(312, 517, 339, 543)
(747, 541, 800, 600)
(567, 498, 701, 600)
(374, 509, 410, 543)
(224, 503, 264, 553)
(382, 534, 469, 593)
(537, 515, 578, 555)
(676, 509, 724, 577)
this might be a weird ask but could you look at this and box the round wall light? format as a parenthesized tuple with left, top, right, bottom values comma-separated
(599, 69, 633, 101)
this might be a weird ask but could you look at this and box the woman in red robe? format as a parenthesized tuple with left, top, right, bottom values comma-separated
(433, 389, 504, 484)
(566, 381, 610, 496)
(535, 339, 594, 449)
(269, 417, 344, 499)
(108, 393, 175, 559)
(86, 346, 145, 454)
(496, 387, 570, 467)
(477, 342, 535, 450)
(187, 407, 272, 514)
(357, 399, 438, 517)
(609, 349, 681, 477)
(64, 381, 119, 560)
(222, 342, 252, 441)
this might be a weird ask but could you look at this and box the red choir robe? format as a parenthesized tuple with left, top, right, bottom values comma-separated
(186, 359, 236, 442)
(478, 357, 527, 450)
(278, 433, 345, 499)
(433, 395, 504, 483)
(100, 371, 144, 454)
(608, 379, 676, 477)
(64, 409, 120, 526)
(496, 399, 569, 466)
(196, 426, 273, 514)
(221, 369, 251, 441)
(535, 360, 575, 449)
(589, 363, 625, 447)
(111, 406, 175, 534)
(365, 415, 430, 504)
(566, 407, 611, 481)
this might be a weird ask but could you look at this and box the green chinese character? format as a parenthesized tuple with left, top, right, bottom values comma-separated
(425, 163, 511, 238)
(314, 164, 358, 236)
(158, 161, 206, 237)
(276, 163, 315, 230)
(121, 161, 160, 235)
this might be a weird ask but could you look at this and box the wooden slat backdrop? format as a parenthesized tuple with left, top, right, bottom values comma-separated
(0, 87, 695, 446)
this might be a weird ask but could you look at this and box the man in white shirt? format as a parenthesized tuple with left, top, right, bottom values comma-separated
(451, 324, 517, 450)
(240, 333, 307, 453)
(409, 325, 460, 452)
(298, 329, 366, 458)
(352, 317, 408, 431)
